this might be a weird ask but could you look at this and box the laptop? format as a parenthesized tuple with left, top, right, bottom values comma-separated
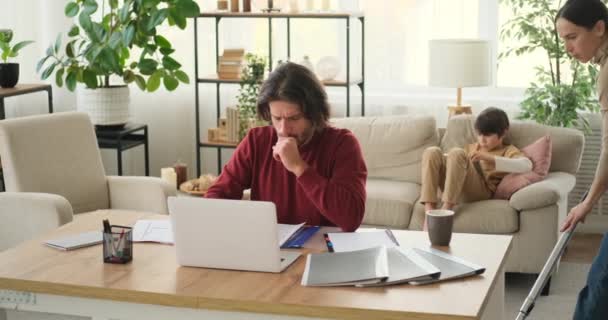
(167, 196, 301, 273)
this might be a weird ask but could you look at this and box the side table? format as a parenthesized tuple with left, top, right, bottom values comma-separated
(0, 84, 54, 191)
(95, 123, 149, 176)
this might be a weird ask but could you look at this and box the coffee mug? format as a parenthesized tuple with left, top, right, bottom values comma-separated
(426, 209, 455, 246)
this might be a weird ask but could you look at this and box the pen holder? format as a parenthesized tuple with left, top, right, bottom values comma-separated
(103, 225, 133, 264)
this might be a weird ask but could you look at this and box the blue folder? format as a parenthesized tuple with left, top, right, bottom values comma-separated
(281, 226, 320, 248)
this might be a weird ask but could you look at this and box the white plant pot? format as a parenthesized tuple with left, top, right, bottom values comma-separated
(77, 86, 130, 126)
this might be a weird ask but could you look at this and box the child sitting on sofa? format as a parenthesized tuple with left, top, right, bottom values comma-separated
(420, 107, 532, 229)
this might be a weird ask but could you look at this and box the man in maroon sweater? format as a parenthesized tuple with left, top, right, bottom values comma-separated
(205, 62, 367, 232)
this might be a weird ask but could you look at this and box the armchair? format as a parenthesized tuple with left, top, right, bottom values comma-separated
(0, 112, 175, 217)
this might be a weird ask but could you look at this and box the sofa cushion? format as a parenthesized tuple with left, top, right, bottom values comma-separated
(332, 115, 438, 183)
(409, 199, 519, 234)
(363, 179, 419, 228)
(440, 114, 584, 174)
(494, 135, 552, 200)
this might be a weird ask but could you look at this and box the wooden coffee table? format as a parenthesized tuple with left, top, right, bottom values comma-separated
(0, 210, 511, 320)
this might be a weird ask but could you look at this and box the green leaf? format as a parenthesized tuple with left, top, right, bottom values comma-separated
(162, 56, 181, 70)
(122, 70, 135, 84)
(83, 68, 98, 88)
(65, 2, 79, 17)
(169, 8, 187, 29)
(66, 70, 77, 91)
(119, 3, 131, 23)
(159, 47, 175, 55)
(53, 34, 61, 55)
(68, 25, 80, 37)
(175, 0, 201, 18)
(41, 62, 57, 80)
(143, 0, 161, 9)
(12, 40, 34, 54)
(174, 70, 189, 84)
(123, 24, 135, 47)
(79, 12, 93, 33)
(163, 75, 179, 91)
(134, 75, 146, 90)
(154, 35, 171, 49)
(55, 68, 65, 87)
(108, 31, 122, 49)
(147, 70, 162, 91)
(66, 40, 77, 58)
(36, 55, 51, 73)
(109, 0, 119, 9)
(147, 9, 169, 31)
(138, 58, 158, 75)
(82, 0, 98, 14)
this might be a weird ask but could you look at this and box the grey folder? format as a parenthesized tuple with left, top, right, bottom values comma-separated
(356, 247, 441, 287)
(301, 246, 389, 287)
(44, 231, 103, 251)
(409, 247, 485, 285)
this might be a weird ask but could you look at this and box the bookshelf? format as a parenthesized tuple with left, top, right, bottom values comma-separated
(193, 11, 365, 176)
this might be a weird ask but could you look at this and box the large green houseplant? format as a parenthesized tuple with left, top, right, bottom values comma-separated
(37, 0, 200, 125)
(499, 0, 603, 129)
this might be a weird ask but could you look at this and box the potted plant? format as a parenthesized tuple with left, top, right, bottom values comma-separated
(0, 29, 34, 88)
(499, 0, 600, 129)
(37, 0, 200, 126)
(236, 53, 267, 139)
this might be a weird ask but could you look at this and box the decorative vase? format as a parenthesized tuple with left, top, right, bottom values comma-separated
(0, 63, 19, 88)
(77, 86, 130, 126)
(316, 56, 340, 81)
(299, 55, 314, 73)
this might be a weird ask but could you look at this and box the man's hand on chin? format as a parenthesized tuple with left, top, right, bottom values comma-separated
(273, 137, 309, 177)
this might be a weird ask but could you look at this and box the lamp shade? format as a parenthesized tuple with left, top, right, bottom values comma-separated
(429, 39, 491, 88)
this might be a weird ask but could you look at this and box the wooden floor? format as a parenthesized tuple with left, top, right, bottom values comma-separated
(562, 233, 605, 264)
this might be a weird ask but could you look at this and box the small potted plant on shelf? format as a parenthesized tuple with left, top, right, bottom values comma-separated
(237, 53, 267, 139)
(0, 29, 34, 88)
(37, 0, 200, 126)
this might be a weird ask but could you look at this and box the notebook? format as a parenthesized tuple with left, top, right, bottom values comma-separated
(44, 231, 103, 251)
(301, 246, 389, 286)
(409, 247, 485, 285)
(356, 247, 441, 287)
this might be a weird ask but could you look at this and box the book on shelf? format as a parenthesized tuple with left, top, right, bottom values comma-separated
(218, 72, 242, 80)
(222, 48, 245, 57)
(218, 64, 244, 73)
(219, 56, 244, 64)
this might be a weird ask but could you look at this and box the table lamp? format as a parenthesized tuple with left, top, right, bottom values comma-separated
(429, 39, 491, 117)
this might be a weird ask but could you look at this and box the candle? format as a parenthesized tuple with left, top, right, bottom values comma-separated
(321, 0, 330, 11)
(289, 0, 299, 13)
(230, 0, 239, 12)
(161, 167, 177, 190)
(305, 0, 313, 11)
(173, 162, 188, 190)
(217, 0, 228, 10)
(268, 0, 274, 9)
(243, 0, 251, 12)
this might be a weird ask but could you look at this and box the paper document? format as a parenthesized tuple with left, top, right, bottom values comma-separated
(44, 231, 103, 251)
(326, 229, 399, 252)
(278, 222, 306, 247)
(133, 220, 174, 244)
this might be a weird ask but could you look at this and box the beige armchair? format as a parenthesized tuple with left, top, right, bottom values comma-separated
(0, 112, 175, 220)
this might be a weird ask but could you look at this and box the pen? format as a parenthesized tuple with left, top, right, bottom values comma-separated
(323, 233, 334, 253)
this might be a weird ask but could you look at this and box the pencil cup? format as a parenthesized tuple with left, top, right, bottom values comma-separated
(103, 225, 133, 264)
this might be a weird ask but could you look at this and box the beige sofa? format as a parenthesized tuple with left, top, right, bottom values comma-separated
(332, 114, 584, 275)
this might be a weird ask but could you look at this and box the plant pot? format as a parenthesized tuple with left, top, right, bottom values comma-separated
(0, 63, 19, 88)
(77, 86, 130, 126)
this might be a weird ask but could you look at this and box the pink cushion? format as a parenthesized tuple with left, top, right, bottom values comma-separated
(494, 135, 552, 200)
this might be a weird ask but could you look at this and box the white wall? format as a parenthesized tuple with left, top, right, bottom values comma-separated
(0, 0, 524, 180)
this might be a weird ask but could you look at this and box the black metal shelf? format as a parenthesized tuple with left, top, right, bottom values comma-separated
(193, 11, 365, 175)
